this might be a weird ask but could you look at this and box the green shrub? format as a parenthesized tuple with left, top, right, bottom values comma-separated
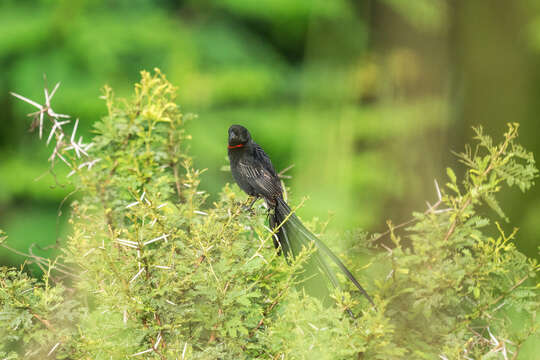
(1, 70, 538, 359)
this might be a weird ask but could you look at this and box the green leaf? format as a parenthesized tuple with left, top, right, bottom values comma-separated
(447, 167, 457, 184)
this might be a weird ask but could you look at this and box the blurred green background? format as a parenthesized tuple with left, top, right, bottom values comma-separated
(1, 0, 539, 268)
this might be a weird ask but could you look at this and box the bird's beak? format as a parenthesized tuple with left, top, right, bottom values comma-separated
(228, 132, 239, 144)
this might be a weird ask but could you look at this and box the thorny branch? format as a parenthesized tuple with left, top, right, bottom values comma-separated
(0, 243, 79, 279)
(7, 78, 102, 276)
(10, 79, 97, 172)
(443, 126, 517, 241)
(372, 179, 451, 243)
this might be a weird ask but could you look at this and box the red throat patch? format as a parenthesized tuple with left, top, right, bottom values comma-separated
(228, 144, 244, 149)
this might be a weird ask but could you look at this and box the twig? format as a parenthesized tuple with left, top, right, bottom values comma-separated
(33, 312, 54, 331)
(172, 162, 184, 203)
(278, 164, 295, 179)
(444, 128, 516, 241)
(449, 275, 530, 336)
(372, 180, 448, 243)
(488, 275, 529, 310)
(251, 286, 288, 335)
(0, 243, 79, 278)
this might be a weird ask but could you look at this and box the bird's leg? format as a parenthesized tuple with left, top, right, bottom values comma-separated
(243, 195, 259, 212)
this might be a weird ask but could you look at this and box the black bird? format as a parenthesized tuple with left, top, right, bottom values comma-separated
(227, 124, 374, 307)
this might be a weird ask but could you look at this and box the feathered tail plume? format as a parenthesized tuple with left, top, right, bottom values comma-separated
(269, 197, 374, 306)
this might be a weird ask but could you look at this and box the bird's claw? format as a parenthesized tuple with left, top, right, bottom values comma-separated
(241, 204, 257, 216)
(241, 196, 259, 214)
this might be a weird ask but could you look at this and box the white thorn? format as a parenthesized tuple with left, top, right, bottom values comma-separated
(47, 342, 61, 357)
(154, 332, 162, 350)
(71, 118, 79, 143)
(129, 268, 145, 283)
(182, 343, 188, 359)
(153, 265, 171, 270)
(125, 201, 139, 209)
(44, 87, 50, 107)
(39, 111, 44, 139)
(130, 348, 153, 357)
(10, 92, 43, 109)
(143, 234, 169, 246)
(434, 179, 442, 201)
(49, 82, 61, 100)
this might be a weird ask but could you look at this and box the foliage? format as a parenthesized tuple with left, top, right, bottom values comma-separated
(0, 71, 538, 359)
(372, 123, 539, 358)
(0, 266, 82, 359)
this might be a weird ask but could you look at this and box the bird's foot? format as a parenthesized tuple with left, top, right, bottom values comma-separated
(242, 196, 259, 214)
(241, 205, 257, 216)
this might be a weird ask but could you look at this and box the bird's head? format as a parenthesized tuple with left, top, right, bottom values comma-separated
(228, 125, 251, 149)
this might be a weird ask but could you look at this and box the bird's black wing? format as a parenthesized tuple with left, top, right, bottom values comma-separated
(253, 143, 278, 177)
(237, 144, 282, 199)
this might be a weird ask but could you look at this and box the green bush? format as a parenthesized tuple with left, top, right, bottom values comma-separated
(1, 71, 538, 359)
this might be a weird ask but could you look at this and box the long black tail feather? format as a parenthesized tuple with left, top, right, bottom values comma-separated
(270, 197, 374, 306)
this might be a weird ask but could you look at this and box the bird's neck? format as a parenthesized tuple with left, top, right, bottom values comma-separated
(227, 143, 245, 149)
(228, 142, 250, 162)
(227, 141, 252, 153)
